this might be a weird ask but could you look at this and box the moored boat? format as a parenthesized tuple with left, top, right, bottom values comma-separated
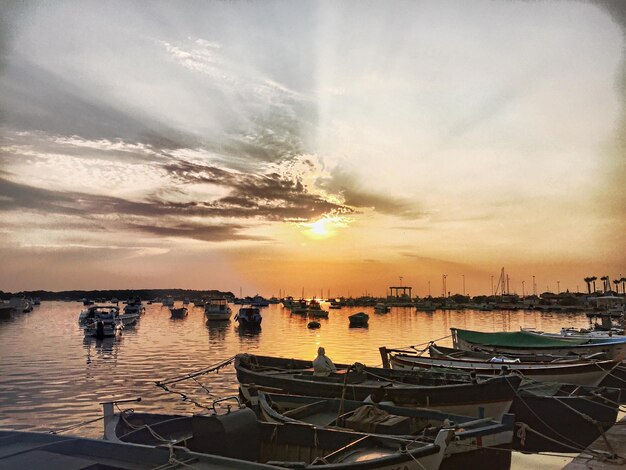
(290, 299, 309, 315)
(170, 307, 188, 318)
(0, 429, 274, 470)
(374, 303, 390, 313)
(382, 347, 619, 386)
(124, 297, 145, 315)
(0, 302, 12, 319)
(235, 353, 521, 420)
(349, 312, 369, 327)
(204, 298, 232, 321)
(257, 392, 514, 470)
(103, 401, 453, 470)
(83, 308, 122, 338)
(452, 328, 626, 360)
(235, 306, 262, 328)
(79, 305, 139, 327)
(308, 299, 328, 318)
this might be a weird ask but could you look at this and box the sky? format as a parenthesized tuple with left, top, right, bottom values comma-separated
(0, 0, 625, 297)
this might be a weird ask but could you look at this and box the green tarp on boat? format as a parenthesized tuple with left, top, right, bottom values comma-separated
(452, 328, 589, 348)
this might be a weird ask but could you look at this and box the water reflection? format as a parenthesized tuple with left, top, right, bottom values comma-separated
(82, 336, 120, 364)
(205, 321, 229, 342)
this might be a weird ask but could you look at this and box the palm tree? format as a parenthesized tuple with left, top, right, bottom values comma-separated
(621, 277, 626, 295)
(590, 276, 597, 293)
(613, 279, 620, 294)
(600, 276, 609, 293)
(584, 277, 593, 295)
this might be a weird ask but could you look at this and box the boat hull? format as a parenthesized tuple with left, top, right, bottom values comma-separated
(389, 353, 618, 386)
(235, 354, 520, 420)
(105, 408, 451, 470)
(510, 385, 621, 452)
(452, 328, 626, 360)
(258, 392, 514, 470)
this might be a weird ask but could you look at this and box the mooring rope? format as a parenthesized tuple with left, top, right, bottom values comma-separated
(155, 356, 236, 387)
(48, 415, 105, 434)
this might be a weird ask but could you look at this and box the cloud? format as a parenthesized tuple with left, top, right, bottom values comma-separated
(318, 168, 424, 218)
(131, 222, 269, 242)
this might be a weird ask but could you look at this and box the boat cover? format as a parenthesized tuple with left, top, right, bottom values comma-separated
(453, 328, 589, 348)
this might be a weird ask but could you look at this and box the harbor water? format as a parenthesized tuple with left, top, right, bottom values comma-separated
(0, 301, 592, 468)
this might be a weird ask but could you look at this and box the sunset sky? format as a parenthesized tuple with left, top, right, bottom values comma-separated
(1, 1, 625, 296)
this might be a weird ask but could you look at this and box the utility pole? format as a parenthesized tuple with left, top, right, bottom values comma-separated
(491, 275, 494, 296)
(557, 281, 560, 295)
(522, 280, 525, 298)
(532, 275, 536, 296)
(462, 274, 465, 296)
(442, 274, 448, 298)
(428, 281, 431, 297)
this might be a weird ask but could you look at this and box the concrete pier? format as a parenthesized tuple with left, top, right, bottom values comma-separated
(562, 414, 626, 469)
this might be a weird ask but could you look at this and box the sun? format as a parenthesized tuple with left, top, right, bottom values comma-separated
(302, 216, 349, 239)
(310, 218, 331, 236)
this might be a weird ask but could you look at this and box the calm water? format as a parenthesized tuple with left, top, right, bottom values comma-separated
(0, 301, 591, 468)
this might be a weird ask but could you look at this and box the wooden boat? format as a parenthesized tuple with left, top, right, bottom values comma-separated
(382, 346, 621, 452)
(381, 347, 619, 386)
(103, 402, 453, 470)
(349, 312, 369, 327)
(308, 321, 321, 329)
(507, 381, 621, 452)
(427, 344, 606, 362)
(170, 307, 188, 318)
(452, 328, 626, 360)
(235, 353, 521, 420)
(257, 392, 514, 470)
(0, 430, 274, 469)
(204, 298, 232, 321)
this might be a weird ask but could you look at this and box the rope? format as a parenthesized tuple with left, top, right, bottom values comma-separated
(505, 378, 588, 451)
(155, 356, 236, 387)
(48, 415, 104, 434)
(391, 335, 452, 352)
(515, 422, 583, 452)
(403, 444, 427, 470)
(149, 445, 200, 470)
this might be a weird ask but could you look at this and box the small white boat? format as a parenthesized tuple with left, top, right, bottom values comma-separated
(204, 298, 231, 321)
(183, 297, 190, 305)
(9, 297, 31, 312)
(162, 296, 175, 307)
(80, 305, 139, 327)
(170, 307, 188, 318)
(84, 309, 122, 338)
